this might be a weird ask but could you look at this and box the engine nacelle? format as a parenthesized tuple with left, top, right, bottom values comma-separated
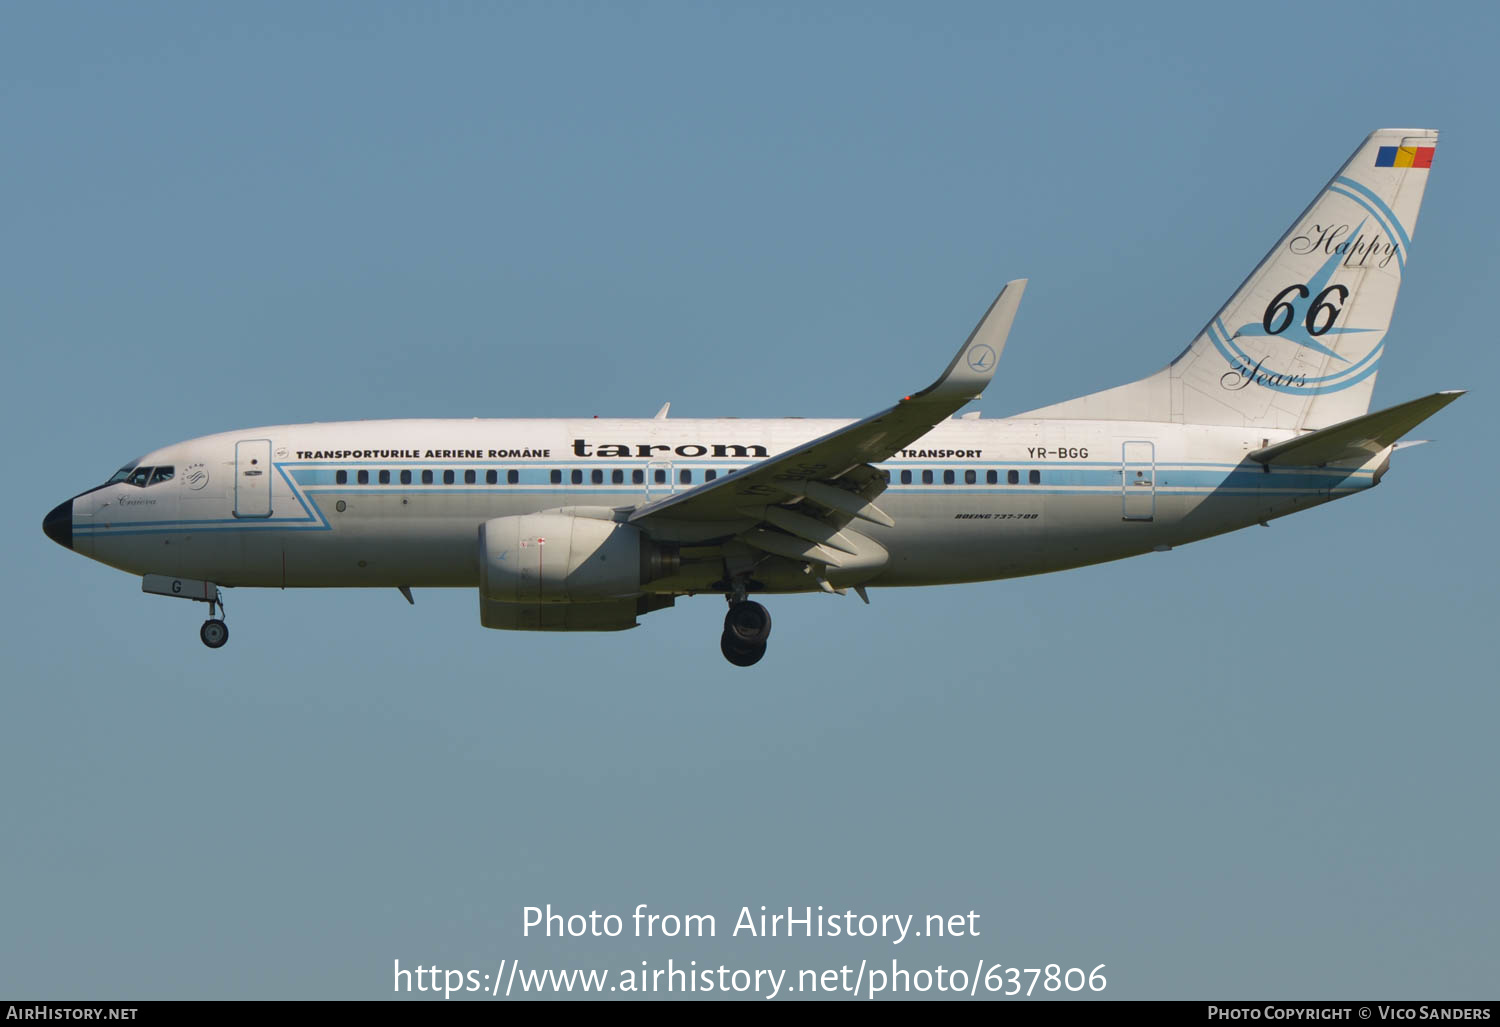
(478, 512, 676, 603)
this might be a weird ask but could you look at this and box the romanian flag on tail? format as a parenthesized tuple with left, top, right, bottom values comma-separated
(1376, 145, 1434, 169)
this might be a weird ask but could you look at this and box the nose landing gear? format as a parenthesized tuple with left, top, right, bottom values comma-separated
(200, 616, 229, 649)
(140, 574, 231, 649)
(199, 589, 229, 649)
(721, 596, 771, 667)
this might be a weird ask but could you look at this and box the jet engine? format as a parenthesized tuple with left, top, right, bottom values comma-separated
(478, 512, 678, 604)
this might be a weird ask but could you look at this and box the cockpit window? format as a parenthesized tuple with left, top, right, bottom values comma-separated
(106, 460, 141, 485)
(126, 467, 153, 487)
(148, 466, 174, 485)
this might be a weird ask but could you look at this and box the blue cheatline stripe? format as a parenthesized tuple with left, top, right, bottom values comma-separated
(77, 484, 1376, 536)
(74, 484, 1373, 535)
(285, 459, 1377, 477)
(283, 456, 1381, 470)
(79, 464, 332, 535)
(79, 478, 1367, 528)
(288, 465, 1375, 492)
(75, 454, 1378, 537)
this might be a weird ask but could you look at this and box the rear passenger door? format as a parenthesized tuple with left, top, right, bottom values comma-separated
(1121, 441, 1155, 521)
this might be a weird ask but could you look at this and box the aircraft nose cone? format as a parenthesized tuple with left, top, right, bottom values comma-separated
(43, 500, 73, 550)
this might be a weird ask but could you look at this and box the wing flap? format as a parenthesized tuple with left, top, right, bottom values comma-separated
(757, 506, 860, 554)
(801, 479, 896, 527)
(741, 529, 846, 567)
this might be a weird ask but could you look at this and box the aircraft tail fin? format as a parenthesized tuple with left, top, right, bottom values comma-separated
(1022, 129, 1439, 430)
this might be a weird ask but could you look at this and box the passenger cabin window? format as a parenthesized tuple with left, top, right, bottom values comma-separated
(336, 470, 348, 485)
(921, 470, 934, 485)
(1029, 469, 1041, 485)
(900, 470, 912, 485)
(550, 470, 562, 485)
(357, 470, 370, 485)
(632, 469, 644, 485)
(422, 470, 434, 485)
(964, 469, 976, 485)
(443, 470, 455, 485)
(571, 469, 583, 485)
(986, 470, 997, 485)
(1007, 470, 1019, 485)
(679, 469, 692, 484)
(654, 469, 667, 484)
(612, 469, 624, 485)
(705, 469, 717, 481)
(943, 470, 955, 485)
(507, 470, 519, 485)
(465, 469, 476, 484)
(149, 467, 174, 485)
(400, 470, 412, 485)
(591, 469, 603, 485)
(485, 470, 497, 485)
(377, 470, 390, 484)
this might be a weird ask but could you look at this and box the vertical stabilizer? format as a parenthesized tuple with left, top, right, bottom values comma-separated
(1023, 129, 1438, 430)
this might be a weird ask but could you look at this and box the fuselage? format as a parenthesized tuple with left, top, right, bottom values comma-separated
(36, 128, 1444, 666)
(46, 415, 1386, 594)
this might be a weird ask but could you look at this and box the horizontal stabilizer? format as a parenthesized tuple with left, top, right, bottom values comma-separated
(1249, 391, 1464, 466)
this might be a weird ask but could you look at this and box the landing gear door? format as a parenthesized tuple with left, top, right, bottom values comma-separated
(234, 439, 273, 518)
(1121, 440, 1155, 521)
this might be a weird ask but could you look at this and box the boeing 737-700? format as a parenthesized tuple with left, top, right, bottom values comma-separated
(43, 128, 1461, 665)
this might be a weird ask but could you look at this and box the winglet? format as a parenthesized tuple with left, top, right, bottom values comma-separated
(907, 279, 1026, 405)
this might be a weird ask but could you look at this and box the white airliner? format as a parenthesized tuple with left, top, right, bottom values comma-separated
(44, 129, 1461, 665)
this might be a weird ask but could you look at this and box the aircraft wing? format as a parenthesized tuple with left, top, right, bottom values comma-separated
(629, 280, 1026, 540)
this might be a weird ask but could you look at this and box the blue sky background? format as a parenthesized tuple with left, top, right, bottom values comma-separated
(5, 1, 1497, 1000)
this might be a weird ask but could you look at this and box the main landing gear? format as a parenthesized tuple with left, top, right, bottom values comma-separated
(721, 597, 771, 667)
